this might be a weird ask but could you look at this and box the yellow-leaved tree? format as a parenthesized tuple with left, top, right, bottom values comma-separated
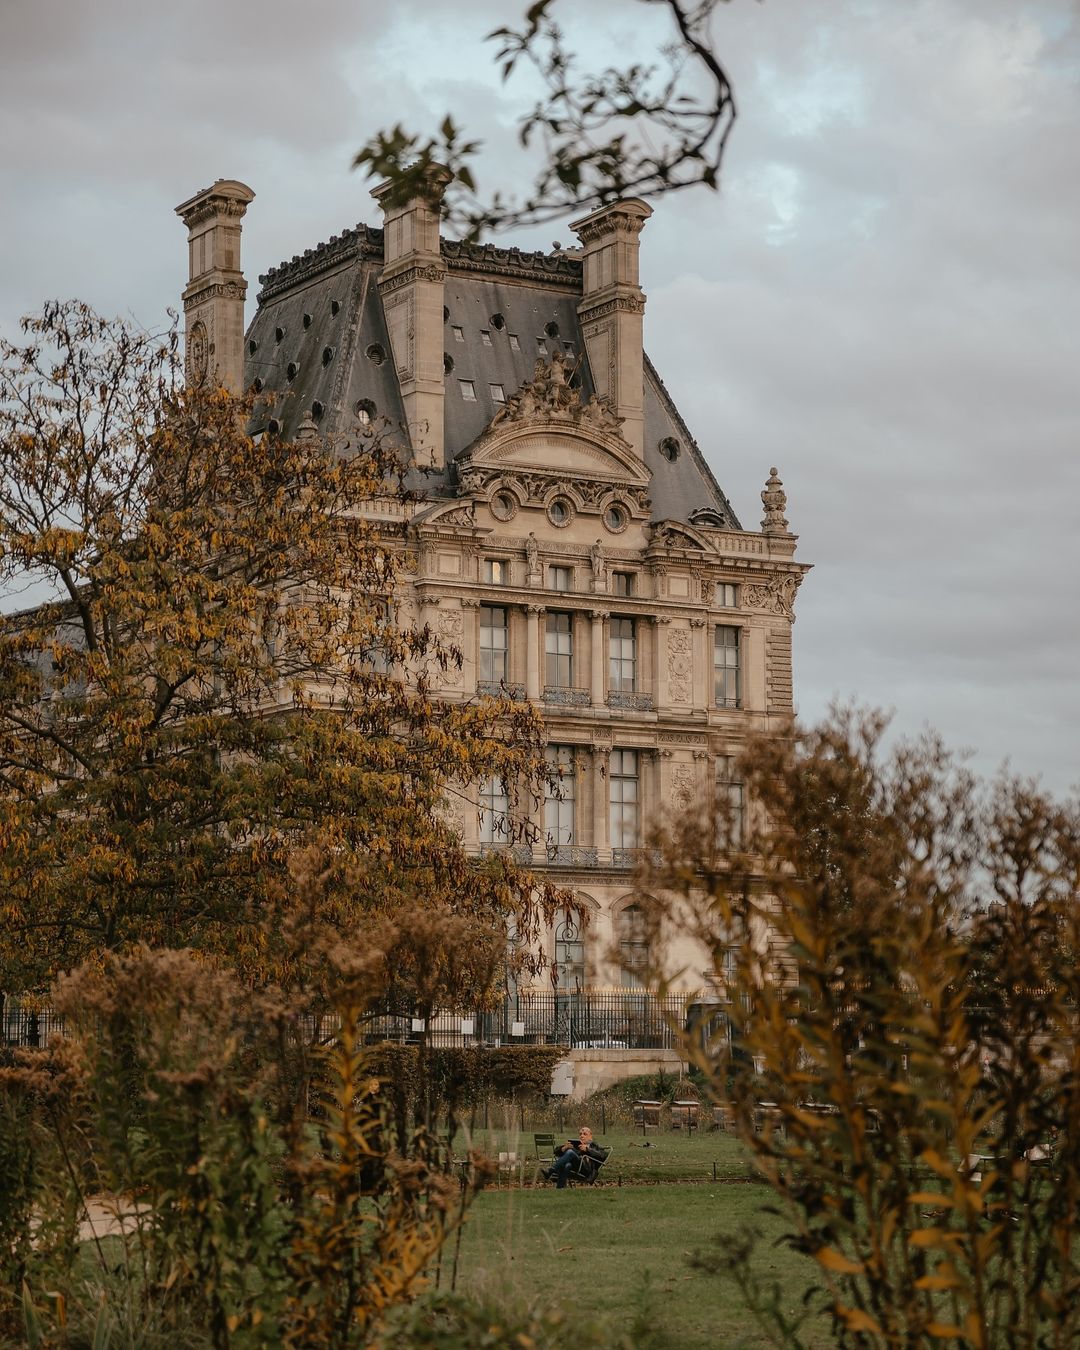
(644, 709, 1080, 1348)
(0, 300, 563, 1002)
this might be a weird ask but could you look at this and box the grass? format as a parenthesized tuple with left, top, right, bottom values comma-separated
(446, 1182, 833, 1348)
(450, 1124, 757, 1185)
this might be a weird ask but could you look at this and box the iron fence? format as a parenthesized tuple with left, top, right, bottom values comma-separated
(2, 991, 724, 1055)
(359, 990, 697, 1051)
(2, 1000, 65, 1048)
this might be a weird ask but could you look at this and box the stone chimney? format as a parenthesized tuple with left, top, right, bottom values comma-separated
(175, 179, 255, 394)
(570, 198, 653, 458)
(371, 166, 452, 469)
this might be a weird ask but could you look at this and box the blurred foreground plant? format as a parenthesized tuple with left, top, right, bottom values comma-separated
(645, 708, 1080, 1348)
(3, 930, 493, 1348)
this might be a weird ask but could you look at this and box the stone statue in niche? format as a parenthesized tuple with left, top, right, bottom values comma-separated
(590, 539, 607, 593)
(525, 531, 541, 585)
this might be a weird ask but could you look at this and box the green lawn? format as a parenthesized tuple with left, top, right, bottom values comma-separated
(451, 1125, 757, 1185)
(447, 1182, 833, 1349)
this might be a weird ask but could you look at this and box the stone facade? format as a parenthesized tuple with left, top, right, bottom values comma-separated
(175, 172, 812, 1016)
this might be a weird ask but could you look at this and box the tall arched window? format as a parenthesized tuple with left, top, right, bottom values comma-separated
(617, 902, 651, 987)
(554, 914, 585, 993)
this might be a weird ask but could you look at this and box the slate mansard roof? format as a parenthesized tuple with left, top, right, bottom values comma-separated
(244, 225, 742, 530)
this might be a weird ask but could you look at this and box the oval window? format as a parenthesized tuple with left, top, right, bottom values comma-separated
(547, 497, 573, 527)
(603, 502, 628, 533)
(491, 491, 517, 521)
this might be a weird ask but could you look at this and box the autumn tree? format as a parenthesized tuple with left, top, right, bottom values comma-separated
(645, 709, 1080, 1347)
(0, 301, 563, 1002)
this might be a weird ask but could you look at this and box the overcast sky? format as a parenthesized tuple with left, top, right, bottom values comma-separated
(2, 0, 1077, 794)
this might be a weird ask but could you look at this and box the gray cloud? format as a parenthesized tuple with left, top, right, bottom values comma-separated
(2, 0, 1077, 791)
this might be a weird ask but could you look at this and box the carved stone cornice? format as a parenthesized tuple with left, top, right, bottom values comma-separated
(377, 263, 445, 295)
(256, 224, 384, 302)
(441, 238, 582, 288)
(459, 465, 651, 517)
(573, 205, 649, 245)
(182, 279, 247, 310)
(578, 295, 646, 320)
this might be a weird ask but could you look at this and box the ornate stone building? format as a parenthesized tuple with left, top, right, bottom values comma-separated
(176, 176, 810, 1052)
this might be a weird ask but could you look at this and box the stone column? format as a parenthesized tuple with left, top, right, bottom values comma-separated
(651, 616, 670, 710)
(460, 597, 480, 696)
(174, 179, 255, 394)
(590, 609, 608, 708)
(592, 746, 611, 857)
(371, 164, 451, 469)
(745, 623, 765, 713)
(526, 605, 545, 701)
(691, 617, 708, 715)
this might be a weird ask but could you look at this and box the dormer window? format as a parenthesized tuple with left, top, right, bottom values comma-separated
(452, 325, 465, 342)
(459, 380, 477, 402)
(536, 337, 549, 355)
(480, 330, 493, 346)
(490, 384, 506, 404)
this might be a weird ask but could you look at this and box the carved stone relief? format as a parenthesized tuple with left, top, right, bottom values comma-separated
(667, 628, 693, 704)
(437, 608, 464, 686)
(670, 764, 696, 813)
(743, 574, 801, 619)
(485, 350, 625, 437)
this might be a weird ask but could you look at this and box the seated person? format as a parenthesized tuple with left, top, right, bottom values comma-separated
(541, 1126, 607, 1188)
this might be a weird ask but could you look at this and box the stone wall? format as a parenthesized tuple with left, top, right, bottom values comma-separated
(553, 1047, 687, 1100)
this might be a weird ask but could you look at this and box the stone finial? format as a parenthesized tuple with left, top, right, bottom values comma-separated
(761, 467, 789, 535)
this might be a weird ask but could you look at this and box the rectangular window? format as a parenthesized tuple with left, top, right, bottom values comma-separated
(545, 611, 573, 688)
(609, 617, 636, 692)
(536, 337, 548, 355)
(478, 775, 508, 844)
(479, 605, 508, 684)
(483, 558, 507, 584)
(714, 625, 741, 708)
(612, 571, 634, 597)
(489, 383, 506, 403)
(716, 582, 738, 607)
(618, 902, 650, 986)
(508, 334, 521, 352)
(548, 564, 572, 592)
(563, 341, 575, 354)
(480, 329, 492, 346)
(452, 325, 465, 342)
(459, 380, 476, 402)
(610, 749, 640, 849)
(545, 745, 576, 847)
(716, 754, 745, 846)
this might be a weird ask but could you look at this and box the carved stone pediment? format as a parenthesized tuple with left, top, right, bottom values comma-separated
(646, 519, 713, 552)
(454, 355, 654, 521)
